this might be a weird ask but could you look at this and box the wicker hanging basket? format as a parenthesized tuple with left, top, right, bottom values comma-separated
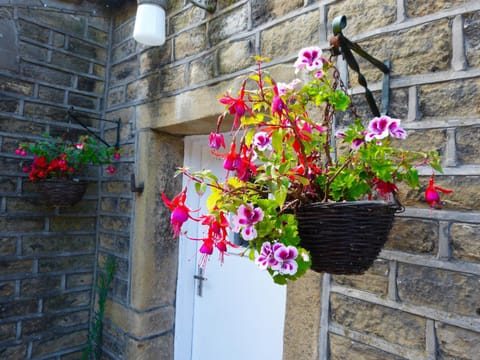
(34, 179, 88, 207)
(296, 201, 402, 275)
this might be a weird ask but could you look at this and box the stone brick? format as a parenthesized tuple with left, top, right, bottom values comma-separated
(19, 41, 48, 62)
(0, 322, 16, 341)
(450, 223, 480, 262)
(329, 333, 407, 360)
(0, 299, 38, 319)
(0, 258, 34, 276)
(107, 85, 126, 107)
(419, 78, 480, 118)
(0, 96, 19, 114)
(0, 216, 44, 232)
(38, 85, 65, 103)
(0, 74, 34, 96)
(252, 0, 304, 27)
(68, 92, 98, 110)
(0, 237, 16, 256)
(457, 125, 480, 164)
(209, 5, 249, 46)
(261, 10, 321, 58)
(17, 19, 49, 43)
(218, 38, 256, 75)
(405, 0, 466, 17)
(330, 293, 426, 349)
(77, 76, 105, 94)
(333, 260, 389, 297)
(283, 270, 322, 360)
(31, 329, 88, 357)
(50, 51, 91, 73)
(49, 217, 96, 232)
(66, 272, 93, 289)
(464, 11, 480, 68)
(112, 38, 136, 63)
(353, 20, 451, 84)
(170, 6, 206, 34)
(22, 63, 73, 87)
(87, 25, 108, 44)
(22, 310, 89, 336)
(38, 254, 95, 273)
(0, 175, 17, 194)
(92, 63, 106, 78)
(174, 25, 207, 60)
(125, 333, 174, 360)
(19, 9, 86, 36)
(102, 180, 131, 194)
(139, 45, 172, 75)
(436, 322, 480, 360)
(52, 31, 66, 48)
(112, 18, 135, 45)
(189, 52, 215, 84)
(99, 215, 130, 233)
(110, 58, 138, 85)
(68, 37, 106, 60)
(0, 344, 27, 360)
(328, 0, 396, 35)
(21, 276, 61, 296)
(391, 128, 447, 157)
(43, 290, 91, 312)
(397, 263, 480, 317)
(22, 234, 95, 255)
(385, 218, 438, 254)
(0, 281, 15, 297)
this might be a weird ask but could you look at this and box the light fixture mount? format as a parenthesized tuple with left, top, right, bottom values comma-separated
(189, 0, 217, 13)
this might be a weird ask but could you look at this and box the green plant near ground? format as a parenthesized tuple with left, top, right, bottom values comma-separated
(82, 256, 116, 360)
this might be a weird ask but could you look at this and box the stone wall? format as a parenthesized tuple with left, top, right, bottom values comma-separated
(110, 0, 479, 359)
(0, 1, 112, 358)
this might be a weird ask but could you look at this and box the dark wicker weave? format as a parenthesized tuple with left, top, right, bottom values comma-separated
(296, 201, 402, 275)
(35, 179, 87, 207)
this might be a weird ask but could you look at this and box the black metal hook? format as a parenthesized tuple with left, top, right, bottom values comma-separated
(67, 107, 121, 149)
(330, 15, 391, 116)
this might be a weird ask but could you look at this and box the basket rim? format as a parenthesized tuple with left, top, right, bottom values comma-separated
(298, 200, 403, 212)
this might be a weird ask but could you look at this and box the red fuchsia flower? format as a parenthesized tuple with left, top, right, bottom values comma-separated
(293, 46, 325, 73)
(371, 178, 398, 201)
(271, 85, 288, 119)
(219, 81, 254, 129)
(425, 174, 454, 208)
(235, 144, 257, 182)
(162, 189, 197, 237)
(106, 166, 116, 174)
(223, 142, 239, 171)
(232, 204, 264, 241)
(114, 153, 121, 160)
(15, 148, 27, 156)
(208, 132, 226, 150)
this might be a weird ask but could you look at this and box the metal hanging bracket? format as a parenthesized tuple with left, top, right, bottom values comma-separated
(330, 15, 391, 116)
(188, 0, 216, 13)
(67, 107, 121, 149)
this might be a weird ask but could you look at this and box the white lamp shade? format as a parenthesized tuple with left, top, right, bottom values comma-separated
(133, 3, 166, 46)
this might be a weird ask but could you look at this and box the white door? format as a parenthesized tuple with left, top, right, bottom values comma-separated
(174, 135, 287, 360)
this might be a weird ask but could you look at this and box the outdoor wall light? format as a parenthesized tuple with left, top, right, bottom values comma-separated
(133, 0, 167, 46)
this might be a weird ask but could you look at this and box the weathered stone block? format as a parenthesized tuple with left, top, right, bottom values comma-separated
(170, 6, 206, 34)
(100, 215, 130, 233)
(112, 38, 136, 63)
(218, 38, 255, 75)
(110, 58, 138, 85)
(0, 322, 16, 341)
(189, 52, 215, 84)
(457, 125, 480, 165)
(68, 92, 99, 110)
(43, 291, 91, 312)
(0, 281, 15, 297)
(77, 76, 105, 94)
(0, 216, 44, 232)
(465, 11, 480, 68)
(436, 322, 480, 360)
(406, 0, 466, 17)
(174, 25, 207, 60)
(22, 234, 95, 255)
(38, 85, 65, 103)
(352, 20, 451, 83)
(19, 9, 86, 36)
(252, 0, 304, 27)
(22, 310, 89, 336)
(17, 19, 49, 43)
(0, 237, 16, 256)
(0, 299, 38, 319)
(209, 5, 249, 46)
(68, 38, 106, 60)
(19, 42, 48, 62)
(87, 25, 108, 44)
(0, 74, 34, 96)
(31, 330, 88, 357)
(331, 293, 426, 349)
(50, 52, 91, 73)
(450, 223, 480, 262)
(283, 270, 322, 360)
(21, 276, 61, 296)
(328, 0, 396, 35)
(52, 31, 66, 48)
(397, 263, 480, 317)
(38, 255, 95, 273)
(385, 218, 438, 254)
(333, 259, 389, 296)
(0, 344, 27, 360)
(66, 272, 93, 289)
(261, 10, 321, 58)
(112, 18, 135, 45)
(125, 333, 174, 360)
(23, 63, 73, 87)
(139, 45, 172, 75)
(419, 78, 480, 118)
(329, 333, 406, 360)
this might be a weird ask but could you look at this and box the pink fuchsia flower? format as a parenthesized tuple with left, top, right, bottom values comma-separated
(15, 149, 27, 156)
(271, 86, 288, 119)
(162, 189, 197, 237)
(209, 132, 226, 150)
(294, 46, 325, 73)
(114, 153, 121, 160)
(106, 166, 116, 174)
(236, 144, 257, 182)
(253, 131, 272, 151)
(223, 142, 239, 171)
(425, 174, 453, 209)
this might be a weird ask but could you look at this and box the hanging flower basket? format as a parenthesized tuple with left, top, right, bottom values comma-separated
(34, 179, 88, 207)
(296, 201, 403, 275)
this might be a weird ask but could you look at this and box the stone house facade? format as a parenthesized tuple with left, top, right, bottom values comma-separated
(0, 0, 479, 359)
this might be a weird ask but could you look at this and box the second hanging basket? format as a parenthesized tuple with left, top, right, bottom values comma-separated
(34, 178, 88, 207)
(296, 200, 402, 275)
